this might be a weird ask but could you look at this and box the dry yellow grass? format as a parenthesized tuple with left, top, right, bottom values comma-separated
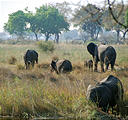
(0, 43, 127, 119)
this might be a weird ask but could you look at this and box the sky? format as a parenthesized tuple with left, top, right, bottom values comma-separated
(0, 0, 115, 32)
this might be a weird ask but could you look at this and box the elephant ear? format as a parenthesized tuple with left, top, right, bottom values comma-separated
(87, 43, 97, 57)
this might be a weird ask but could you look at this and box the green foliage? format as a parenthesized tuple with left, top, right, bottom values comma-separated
(35, 5, 69, 41)
(4, 5, 69, 42)
(25, 10, 40, 41)
(82, 21, 102, 40)
(37, 41, 55, 52)
(4, 10, 27, 37)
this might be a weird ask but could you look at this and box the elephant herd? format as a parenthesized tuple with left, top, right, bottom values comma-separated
(87, 42, 117, 72)
(24, 42, 124, 114)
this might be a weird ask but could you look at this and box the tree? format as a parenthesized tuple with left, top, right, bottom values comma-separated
(51, 1, 72, 21)
(82, 20, 102, 40)
(36, 5, 69, 42)
(25, 9, 40, 41)
(107, 0, 128, 41)
(102, 4, 125, 43)
(72, 4, 103, 41)
(4, 10, 27, 39)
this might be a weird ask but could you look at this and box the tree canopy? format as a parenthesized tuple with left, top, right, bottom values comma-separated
(4, 10, 27, 39)
(35, 5, 69, 42)
(4, 5, 69, 43)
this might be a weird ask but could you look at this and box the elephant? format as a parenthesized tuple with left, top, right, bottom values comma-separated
(84, 59, 93, 71)
(24, 50, 38, 69)
(86, 75, 124, 113)
(50, 59, 72, 74)
(87, 42, 116, 72)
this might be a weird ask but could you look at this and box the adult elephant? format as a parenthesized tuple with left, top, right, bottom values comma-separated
(50, 59, 72, 74)
(87, 42, 116, 72)
(24, 50, 38, 69)
(86, 75, 124, 113)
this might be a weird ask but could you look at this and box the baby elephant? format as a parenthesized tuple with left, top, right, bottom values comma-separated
(86, 75, 124, 113)
(50, 59, 72, 74)
(24, 50, 38, 69)
(84, 60, 93, 71)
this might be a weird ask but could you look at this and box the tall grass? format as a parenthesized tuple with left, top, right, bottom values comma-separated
(0, 43, 127, 119)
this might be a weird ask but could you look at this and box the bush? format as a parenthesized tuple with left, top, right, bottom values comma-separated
(8, 56, 17, 64)
(37, 41, 55, 52)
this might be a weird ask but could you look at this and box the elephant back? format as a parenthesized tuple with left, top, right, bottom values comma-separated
(56, 59, 72, 73)
(105, 46, 116, 62)
(86, 84, 112, 111)
(97, 44, 108, 60)
(87, 75, 124, 112)
(24, 50, 38, 62)
(98, 75, 124, 107)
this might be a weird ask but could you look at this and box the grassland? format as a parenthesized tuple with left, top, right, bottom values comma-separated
(0, 42, 127, 119)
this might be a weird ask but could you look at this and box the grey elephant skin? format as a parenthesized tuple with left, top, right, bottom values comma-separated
(87, 42, 116, 72)
(50, 59, 72, 74)
(24, 50, 38, 69)
(86, 75, 124, 113)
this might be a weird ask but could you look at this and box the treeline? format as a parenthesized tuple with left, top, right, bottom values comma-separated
(4, 5, 69, 43)
(4, 1, 128, 44)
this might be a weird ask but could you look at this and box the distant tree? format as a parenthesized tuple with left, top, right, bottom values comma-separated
(36, 5, 69, 43)
(72, 4, 103, 41)
(79, 30, 90, 43)
(82, 20, 102, 40)
(4, 10, 27, 39)
(51, 1, 72, 21)
(25, 9, 40, 41)
(125, 9, 128, 26)
(102, 3, 128, 43)
(72, 4, 103, 25)
(107, 0, 128, 41)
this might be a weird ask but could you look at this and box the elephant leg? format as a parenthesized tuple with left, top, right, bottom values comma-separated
(25, 64, 28, 70)
(104, 57, 109, 71)
(110, 62, 114, 71)
(94, 57, 98, 72)
(94, 62, 98, 72)
(105, 63, 109, 71)
(31, 61, 34, 68)
(89, 65, 90, 71)
(36, 59, 38, 64)
(25, 62, 28, 69)
(100, 61, 104, 72)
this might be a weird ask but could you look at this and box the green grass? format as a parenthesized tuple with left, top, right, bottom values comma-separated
(0, 43, 127, 119)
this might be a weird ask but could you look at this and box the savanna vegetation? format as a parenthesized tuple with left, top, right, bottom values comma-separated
(1, 0, 128, 119)
(0, 41, 127, 119)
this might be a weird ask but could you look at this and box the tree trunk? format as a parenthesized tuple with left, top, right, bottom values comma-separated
(55, 33, 59, 44)
(45, 33, 49, 41)
(95, 29, 100, 41)
(34, 32, 38, 41)
(123, 29, 128, 42)
(116, 30, 120, 43)
(91, 33, 95, 41)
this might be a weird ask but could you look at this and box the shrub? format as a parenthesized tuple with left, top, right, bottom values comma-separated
(37, 41, 55, 53)
(8, 56, 17, 64)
